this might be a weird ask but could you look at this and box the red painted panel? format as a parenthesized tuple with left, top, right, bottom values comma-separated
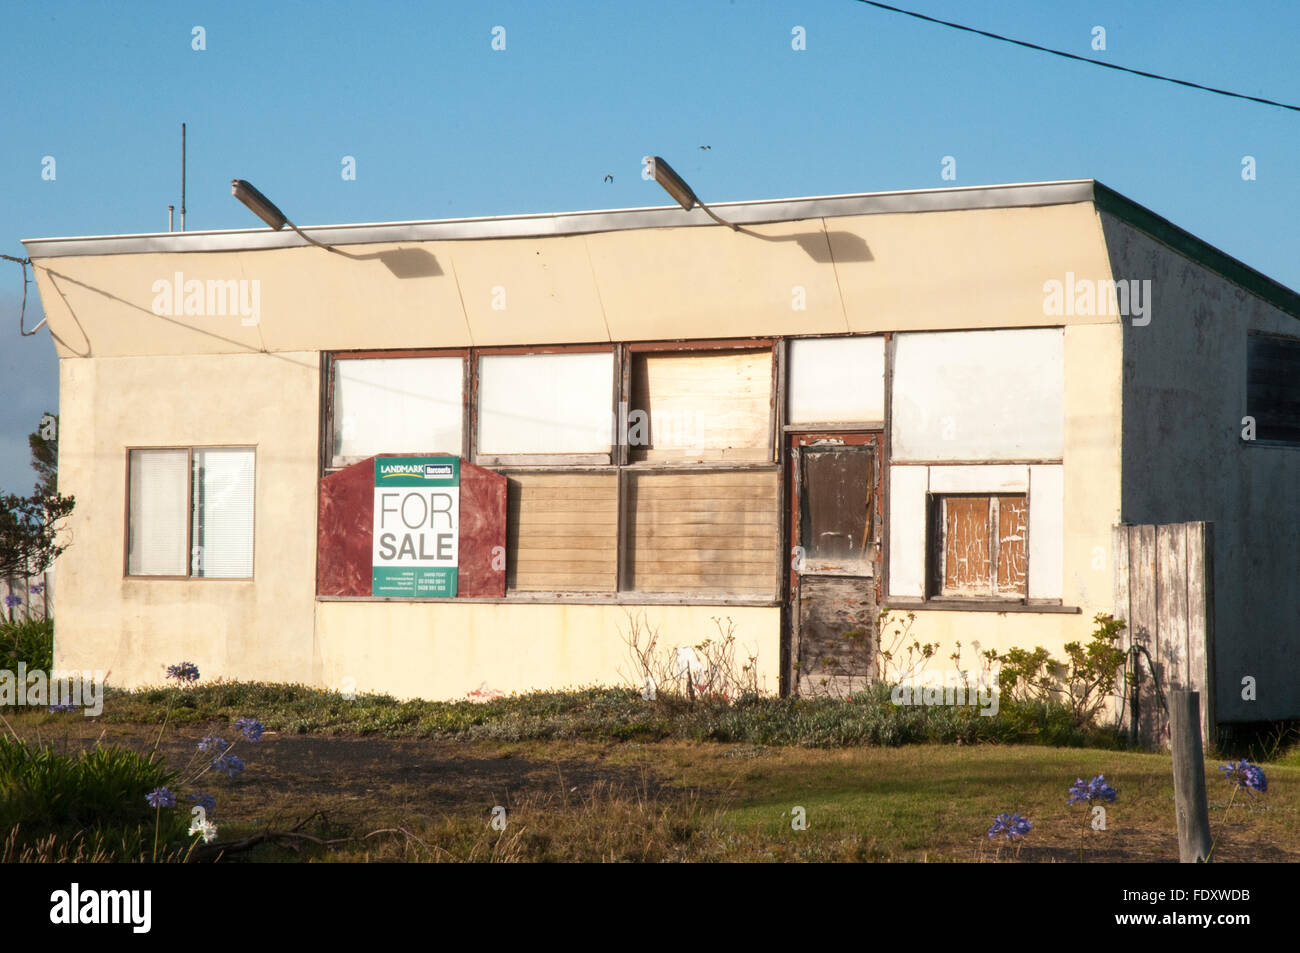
(316, 454, 507, 598)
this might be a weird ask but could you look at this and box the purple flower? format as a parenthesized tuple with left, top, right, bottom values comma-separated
(988, 812, 1032, 841)
(234, 717, 264, 742)
(212, 753, 245, 778)
(1068, 774, 1118, 805)
(188, 792, 217, 813)
(197, 736, 227, 754)
(47, 703, 79, 713)
(1220, 760, 1267, 794)
(3, 594, 21, 609)
(146, 787, 176, 808)
(166, 661, 200, 683)
(29, 584, 43, 595)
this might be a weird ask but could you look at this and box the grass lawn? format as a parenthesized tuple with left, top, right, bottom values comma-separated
(5, 703, 1297, 862)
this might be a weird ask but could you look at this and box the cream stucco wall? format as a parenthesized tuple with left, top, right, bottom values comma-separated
(53, 350, 321, 687)
(32, 202, 1118, 360)
(313, 602, 780, 700)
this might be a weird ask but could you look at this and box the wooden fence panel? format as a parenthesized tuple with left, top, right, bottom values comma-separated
(1113, 521, 1214, 748)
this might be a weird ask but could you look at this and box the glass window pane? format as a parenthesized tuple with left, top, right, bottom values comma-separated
(191, 449, 255, 578)
(333, 357, 463, 464)
(477, 352, 614, 455)
(127, 450, 189, 576)
(799, 445, 874, 574)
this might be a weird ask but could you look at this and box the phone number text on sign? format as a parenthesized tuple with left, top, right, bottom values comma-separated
(372, 457, 460, 597)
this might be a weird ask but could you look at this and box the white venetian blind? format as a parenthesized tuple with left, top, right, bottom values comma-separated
(191, 449, 255, 578)
(127, 450, 189, 576)
(333, 357, 464, 464)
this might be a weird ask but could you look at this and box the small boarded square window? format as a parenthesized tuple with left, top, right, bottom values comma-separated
(927, 494, 1026, 599)
(1247, 333, 1300, 445)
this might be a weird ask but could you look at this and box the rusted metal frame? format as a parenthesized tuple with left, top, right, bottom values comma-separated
(467, 347, 480, 463)
(476, 453, 612, 467)
(775, 337, 790, 695)
(615, 343, 629, 593)
(317, 593, 783, 607)
(474, 342, 614, 356)
(900, 458, 1062, 466)
(330, 347, 469, 361)
(881, 332, 893, 606)
(782, 421, 886, 433)
(318, 351, 333, 479)
(886, 599, 1078, 614)
(624, 337, 774, 353)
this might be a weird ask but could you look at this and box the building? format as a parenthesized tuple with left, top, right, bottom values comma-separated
(22, 179, 1300, 728)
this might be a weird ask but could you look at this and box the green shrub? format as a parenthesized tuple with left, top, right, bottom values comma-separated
(0, 735, 187, 860)
(0, 618, 54, 672)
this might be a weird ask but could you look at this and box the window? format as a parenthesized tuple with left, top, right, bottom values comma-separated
(927, 494, 1026, 599)
(787, 337, 885, 425)
(322, 341, 782, 601)
(629, 348, 773, 463)
(477, 351, 614, 462)
(331, 355, 464, 467)
(1247, 333, 1300, 445)
(127, 448, 255, 578)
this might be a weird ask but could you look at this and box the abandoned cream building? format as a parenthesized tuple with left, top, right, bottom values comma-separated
(22, 179, 1300, 730)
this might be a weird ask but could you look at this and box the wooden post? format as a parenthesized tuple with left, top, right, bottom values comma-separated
(1170, 690, 1212, 863)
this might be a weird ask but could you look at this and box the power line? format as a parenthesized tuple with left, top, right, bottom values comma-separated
(854, 1, 1300, 113)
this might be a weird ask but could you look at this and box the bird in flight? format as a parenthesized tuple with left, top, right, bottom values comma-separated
(699, 145, 711, 150)
(604, 174, 614, 183)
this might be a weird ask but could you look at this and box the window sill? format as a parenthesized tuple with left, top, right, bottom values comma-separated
(316, 593, 780, 608)
(883, 599, 1080, 614)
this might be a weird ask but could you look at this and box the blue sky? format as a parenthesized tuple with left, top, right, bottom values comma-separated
(2, 0, 1298, 493)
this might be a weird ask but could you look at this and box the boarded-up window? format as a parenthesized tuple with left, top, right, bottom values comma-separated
(928, 494, 1026, 598)
(626, 470, 778, 595)
(629, 349, 772, 463)
(332, 357, 463, 466)
(506, 472, 617, 591)
(1247, 333, 1300, 444)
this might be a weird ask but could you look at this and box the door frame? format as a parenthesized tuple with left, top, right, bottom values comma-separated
(783, 430, 884, 694)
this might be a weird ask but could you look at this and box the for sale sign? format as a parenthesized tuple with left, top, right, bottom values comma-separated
(372, 457, 460, 597)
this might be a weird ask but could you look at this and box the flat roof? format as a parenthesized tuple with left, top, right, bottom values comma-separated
(20, 177, 1300, 320)
(23, 178, 1098, 258)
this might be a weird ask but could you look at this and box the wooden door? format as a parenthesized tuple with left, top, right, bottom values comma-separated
(786, 432, 882, 696)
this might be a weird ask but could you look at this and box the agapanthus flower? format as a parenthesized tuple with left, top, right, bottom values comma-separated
(1068, 774, 1118, 805)
(47, 703, 79, 713)
(988, 812, 1032, 841)
(166, 661, 200, 683)
(3, 594, 21, 609)
(29, 584, 43, 595)
(187, 792, 217, 813)
(145, 787, 176, 808)
(188, 817, 219, 844)
(197, 736, 227, 754)
(234, 717, 265, 742)
(212, 753, 245, 778)
(1220, 760, 1267, 794)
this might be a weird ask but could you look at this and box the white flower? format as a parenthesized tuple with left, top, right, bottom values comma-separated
(189, 819, 219, 844)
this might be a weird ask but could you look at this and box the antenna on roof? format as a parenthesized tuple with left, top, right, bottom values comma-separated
(180, 122, 187, 232)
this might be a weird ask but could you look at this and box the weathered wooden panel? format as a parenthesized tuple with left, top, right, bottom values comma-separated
(627, 470, 779, 594)
(507, 472, 617, 591)
(796, 576, 875, 685)
(1113, 521, 1214, 748)
(996, 495, 1027, 596)
(942, 496, 991, 594)
(629, 350, 773, 463)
